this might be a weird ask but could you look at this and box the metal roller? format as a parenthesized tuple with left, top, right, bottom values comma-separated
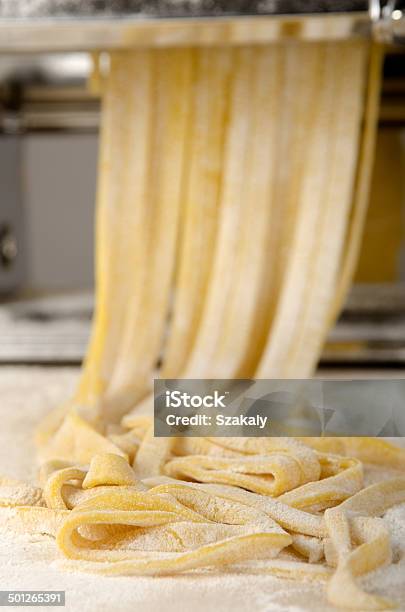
(0, 1, 403, 51)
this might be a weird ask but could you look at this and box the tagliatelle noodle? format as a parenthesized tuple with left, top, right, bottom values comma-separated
(104, 51, 193, 421)
(236, 43, 321, 378)
(204, 436, 321, 483)
(327, 44, 384, 326)
(299, 436, 405, 469)
(164, 454, 305, 496)
(182, 45, 281, 378)
(324, 508, 394, 609)
(133, 426, 175, 479)
(255, 42, 366, 378)
(161, 48, 231, 378)
(37, 408, 127, 464)
(277, 455, 364, 511)
(77, 51, 156, 413)
(3, 38, 404, 611)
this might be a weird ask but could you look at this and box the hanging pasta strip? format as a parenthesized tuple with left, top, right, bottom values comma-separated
(256, 41, 367, 378)
(120, 48, 233, 425)
(180, 47, 255, 377)
(133, 425, 175, 479)
(107, 430, 141, 463)
(104, 49, 193, 420)
(191, 45, 281, 378)
(255, 43, 332, 377)
(239, 42, 322, 376)
(78, 52, 155, 414)
(162, 47, 231, 378)
(34, 53, 153, 445)
(328, 43, 383, 326)
(38, 409, 127, 464)
(278, 41, 367, 375)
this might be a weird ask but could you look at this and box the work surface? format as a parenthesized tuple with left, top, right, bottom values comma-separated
(0, 366, 404, 612)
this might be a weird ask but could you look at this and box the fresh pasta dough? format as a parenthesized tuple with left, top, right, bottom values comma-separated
(2, 440, 405, 610)
(2, 38, 402, 612)
(77, 40, 375, 407)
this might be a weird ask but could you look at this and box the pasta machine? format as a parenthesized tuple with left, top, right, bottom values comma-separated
(0, 0, 404, 366)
